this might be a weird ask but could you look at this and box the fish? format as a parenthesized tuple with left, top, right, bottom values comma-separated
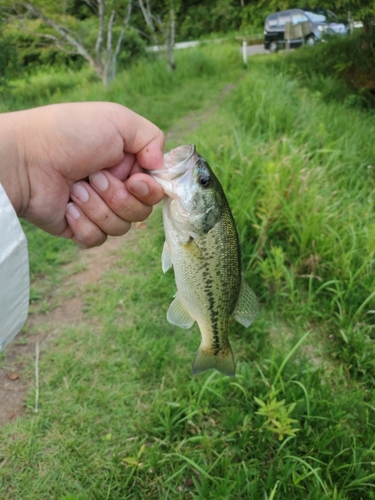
(150, 145, 258, 377)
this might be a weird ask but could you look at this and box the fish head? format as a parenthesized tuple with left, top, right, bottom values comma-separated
(150, 145, 225, 238)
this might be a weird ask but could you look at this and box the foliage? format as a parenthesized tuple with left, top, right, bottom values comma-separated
(178, 0, 241, 39)
(0, 43, 243, 118)
(2, 0, 374, 84)
(254, 387, 300, 441)
(4, 20, 85, 72)
(272, 33, 375, 101)
(192, 60, 375, 383)
(1, 43, 375, 499)
(20, 221, 78, 306)
(2, 0, 135, 85)
(0, 21, 22, 88)
(1, 216, 375, 499)
(0, 39, 18, 77)
(308, 0, 375, 31)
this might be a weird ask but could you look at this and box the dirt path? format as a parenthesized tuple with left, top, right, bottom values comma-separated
(165, 83, 235, 148)
(0, 232, 135, 426)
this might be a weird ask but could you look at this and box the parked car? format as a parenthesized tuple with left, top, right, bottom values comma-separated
(264, 8, 347, 53)
(303, 8, 348, 34)
(304, 7, 363, 31)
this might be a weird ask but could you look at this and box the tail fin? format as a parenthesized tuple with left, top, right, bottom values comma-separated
(191, 344, 235, 377)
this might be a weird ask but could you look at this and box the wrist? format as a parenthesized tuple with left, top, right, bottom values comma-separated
(0, 111, 29, 215)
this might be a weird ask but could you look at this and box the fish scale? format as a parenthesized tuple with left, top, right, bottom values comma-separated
(150, 145, 258, 377)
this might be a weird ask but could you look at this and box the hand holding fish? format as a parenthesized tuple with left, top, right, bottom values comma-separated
(0, 102, 165, 248)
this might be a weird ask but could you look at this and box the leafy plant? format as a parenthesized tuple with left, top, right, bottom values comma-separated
(255, 387, 300, 441)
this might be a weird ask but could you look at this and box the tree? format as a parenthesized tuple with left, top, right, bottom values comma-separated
(5, 0, 133, 85)
(307, 0, 375, 34)
(342, 0, 375, 34)
(137, 0, 178, 70)
(0, 20, 20, 86)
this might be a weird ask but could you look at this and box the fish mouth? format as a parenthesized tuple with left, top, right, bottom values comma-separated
(165, 144, 196, 176)
(150, 144, 197, 181)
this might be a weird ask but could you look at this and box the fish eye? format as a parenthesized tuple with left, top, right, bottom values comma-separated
(197, 173, 211, 188)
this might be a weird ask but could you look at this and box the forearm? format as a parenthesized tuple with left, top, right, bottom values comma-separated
(0, 111, 29, 215)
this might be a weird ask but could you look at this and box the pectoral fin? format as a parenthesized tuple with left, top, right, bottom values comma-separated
(167, 294, 195, 329)
(233, 278, 258, 328)
(162, 241, 173, 273)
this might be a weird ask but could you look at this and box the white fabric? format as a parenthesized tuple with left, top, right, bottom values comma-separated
(0, 184, 29, 351)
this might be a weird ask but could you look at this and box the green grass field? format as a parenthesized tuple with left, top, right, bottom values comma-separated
(1, 43, 375, 499)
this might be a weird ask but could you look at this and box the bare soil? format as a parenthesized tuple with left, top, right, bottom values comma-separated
(0, 232, 134, 426)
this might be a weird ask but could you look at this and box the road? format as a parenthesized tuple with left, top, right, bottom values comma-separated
(244, 43, 268, 55)
(148, 41, 269, 56)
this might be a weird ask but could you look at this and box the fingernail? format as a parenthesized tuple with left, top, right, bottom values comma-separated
(90, 172, 109, 192)
(71, 182, 89, 202)
(66, 203, 81, 220)
(130, 180, 149, 197)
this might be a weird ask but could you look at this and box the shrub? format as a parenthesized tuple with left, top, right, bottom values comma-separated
(273, 33, 375, 108)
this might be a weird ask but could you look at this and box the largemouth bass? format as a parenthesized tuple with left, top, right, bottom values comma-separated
(150, 145, 258, 377)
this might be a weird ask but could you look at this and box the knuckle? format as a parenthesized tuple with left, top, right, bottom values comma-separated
(136, 206, 152, 222)
(87, 232, 108, 248)
(112, 195, 140, 221)
(107, 188, 128, 212)
(74, 225, 107, 248)
(107, 221, 131, 237)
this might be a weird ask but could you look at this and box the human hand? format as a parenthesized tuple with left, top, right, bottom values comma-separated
(0, 102, 165, 247)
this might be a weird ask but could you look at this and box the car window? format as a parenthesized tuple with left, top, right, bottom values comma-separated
(267, 14, 278, 27)
(326, 10, 338, 21)
(304, 11, 325, 23)
(292, 13, 308, 25)
(292, 14, 300, 24)
(278, 13, 291, 27)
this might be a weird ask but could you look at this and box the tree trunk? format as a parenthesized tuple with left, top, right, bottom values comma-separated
(138, 0, 158, 45)
(110, 1, 133, 83)
(166, 6, 176, 71)
(24, 3, 97, 68)
(138, 0, 176, 71)
(104, 9, 116, 85)
(95, 0, 105, 80)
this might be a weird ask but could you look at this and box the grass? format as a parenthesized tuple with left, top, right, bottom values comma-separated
(20, 221, 78, 313)
(1, 42, 375, 499)
(187, 64, 375, 383)
(268, 34, 375, 110)
(1, 44, 244, 131)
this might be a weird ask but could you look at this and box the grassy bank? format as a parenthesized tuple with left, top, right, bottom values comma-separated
(1, 44, 244, 130)
(192, 64, 375, 383)
(1, 44, 375, 499)
(268, 35, 375, 111)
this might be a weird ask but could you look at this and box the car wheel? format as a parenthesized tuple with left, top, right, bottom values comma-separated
(269, 41, 278, 53)
(306, 35, 315, 46)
